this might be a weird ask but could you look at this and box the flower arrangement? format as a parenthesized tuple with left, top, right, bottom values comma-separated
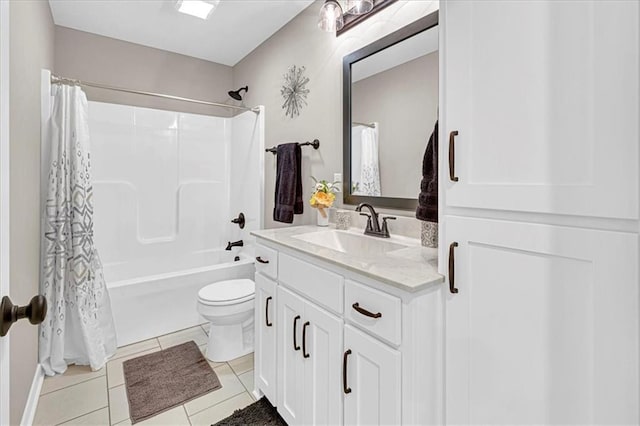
(309, 176, 340, 219)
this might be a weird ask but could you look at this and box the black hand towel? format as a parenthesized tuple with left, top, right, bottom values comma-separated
(273, 143, 304, 223)
(416, 121, 438, 223)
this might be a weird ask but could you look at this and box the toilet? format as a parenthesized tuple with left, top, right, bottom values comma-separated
(197, 278, 255, 362)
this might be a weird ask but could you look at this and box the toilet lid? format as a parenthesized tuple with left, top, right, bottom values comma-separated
(198, 279, 255, 304)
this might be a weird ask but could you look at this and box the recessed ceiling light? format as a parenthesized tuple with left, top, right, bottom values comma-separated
(175, 0, 220, 20)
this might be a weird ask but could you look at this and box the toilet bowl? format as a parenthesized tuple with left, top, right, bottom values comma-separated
(197, 278, 255, 362)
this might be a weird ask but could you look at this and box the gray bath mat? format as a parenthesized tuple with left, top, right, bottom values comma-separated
(213, 397, 287, 426)
(123, 340, 222, 423)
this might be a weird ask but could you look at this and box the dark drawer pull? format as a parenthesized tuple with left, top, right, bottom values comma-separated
(265, 296, 273, 327)
(293, 315, 301, 351)
(449, 242, 459, 294)
(343, 349, 352, 394)
(352, 302, 382, 319)
(256, 256, 269, 264)
(302, 321, 310, 358)
(449, 130, 459, 182)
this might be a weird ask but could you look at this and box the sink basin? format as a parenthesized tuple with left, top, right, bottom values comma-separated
(292, 230, 408, 257)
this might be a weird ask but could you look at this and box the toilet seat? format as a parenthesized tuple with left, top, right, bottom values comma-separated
(198, 279, 255, 306)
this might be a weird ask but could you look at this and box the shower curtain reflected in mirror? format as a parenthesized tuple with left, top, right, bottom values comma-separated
(39, 83, 116, 375)
(351, 123, 381, 196)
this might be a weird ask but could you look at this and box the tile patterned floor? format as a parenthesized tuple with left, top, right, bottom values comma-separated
(33, 325, 256, 426)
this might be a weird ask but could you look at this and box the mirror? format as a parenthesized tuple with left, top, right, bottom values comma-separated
(343, 12, 438, 210)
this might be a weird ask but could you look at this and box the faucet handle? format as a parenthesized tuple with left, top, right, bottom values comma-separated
(381, 216, 396, 237)
(359, 213, 373, 231)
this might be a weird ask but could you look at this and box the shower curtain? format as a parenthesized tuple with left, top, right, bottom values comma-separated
(359, 125, 381, 196)
(39, 84, 117, 375)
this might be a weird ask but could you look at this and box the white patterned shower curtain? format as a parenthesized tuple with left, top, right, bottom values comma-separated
(359, 125, 381, 196)
(39, 84, 117, 375)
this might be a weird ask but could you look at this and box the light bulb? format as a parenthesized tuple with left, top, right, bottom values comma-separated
(346, 0, 373, 15)
(318, 0, 344, 32)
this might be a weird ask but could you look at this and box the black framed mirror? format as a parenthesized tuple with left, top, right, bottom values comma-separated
(342, 12, 439, 210)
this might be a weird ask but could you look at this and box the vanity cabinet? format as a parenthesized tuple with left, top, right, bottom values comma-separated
(253, 240, 443, 425)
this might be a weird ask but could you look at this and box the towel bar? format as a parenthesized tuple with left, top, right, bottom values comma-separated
(266, 139, 320, 154)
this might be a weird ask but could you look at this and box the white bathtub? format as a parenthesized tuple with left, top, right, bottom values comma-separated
(106, 250, 255, 347)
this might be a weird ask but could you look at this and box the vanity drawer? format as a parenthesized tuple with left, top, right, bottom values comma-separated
(345, 279, 402, 346)
(279, 253, 344, 314)
(255, 244, 278, 280)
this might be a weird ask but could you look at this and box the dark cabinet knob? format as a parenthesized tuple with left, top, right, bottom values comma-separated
(1, 295, 47, 337)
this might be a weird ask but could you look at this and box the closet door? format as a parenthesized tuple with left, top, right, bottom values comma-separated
(445, 216, 639, 424)
(276, 287, 306, 425)
(254, 273, 277, 403)
(442, 0, 639, 219)
(303, 301, 343, 426)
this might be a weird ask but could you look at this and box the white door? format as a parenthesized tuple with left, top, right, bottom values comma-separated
(303, 301, 343, 426)
(343, 325, 401, 426)
(0, 0, 10, 423)
(254, 273, 277, 403)
(276, 287, 305, 425)
(442, 0, 639, 219)
(445, 216, 639, 424)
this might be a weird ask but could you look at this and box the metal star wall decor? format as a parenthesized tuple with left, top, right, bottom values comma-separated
(281, 65, 310, 118)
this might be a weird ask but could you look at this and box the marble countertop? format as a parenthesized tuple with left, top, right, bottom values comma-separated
(251, 225, 444, 293)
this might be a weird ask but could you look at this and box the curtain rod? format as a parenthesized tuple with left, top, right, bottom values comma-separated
(352, 121, 376, 128)
(50, 74, 259, 113)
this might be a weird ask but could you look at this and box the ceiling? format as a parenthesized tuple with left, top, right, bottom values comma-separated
(48, 0, 314, 66)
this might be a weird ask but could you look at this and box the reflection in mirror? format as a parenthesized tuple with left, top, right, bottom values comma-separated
(351, 121, 380, 195)
(343, 13, 438, 210)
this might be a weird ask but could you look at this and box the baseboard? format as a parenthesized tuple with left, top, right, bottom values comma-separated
(20, 364, 44, 426)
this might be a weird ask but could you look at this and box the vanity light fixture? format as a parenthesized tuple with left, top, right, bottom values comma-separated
(319, 0, 397, 35)
(345, 0, 373, 15)
(318, 0, 345, 32)
(175, 0, 220, 20)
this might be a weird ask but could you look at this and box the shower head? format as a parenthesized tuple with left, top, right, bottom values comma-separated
(228, 86, 248, 101)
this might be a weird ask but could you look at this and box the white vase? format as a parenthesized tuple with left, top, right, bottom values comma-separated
(316, 208, 329, 227)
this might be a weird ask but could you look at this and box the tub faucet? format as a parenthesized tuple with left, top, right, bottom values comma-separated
(226, 240, 244, 250)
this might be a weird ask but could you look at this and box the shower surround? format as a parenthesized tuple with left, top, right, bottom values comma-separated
(88, 102, 264, 345)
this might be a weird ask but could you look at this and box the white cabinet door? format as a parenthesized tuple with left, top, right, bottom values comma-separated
(445, 216, 639, 424)
(276, 287, 306, 425)
(303, 301, 343, 426)
(442, 0, 639, 219)
(254, 273, 276, 403)
(344, 325, 401, 426)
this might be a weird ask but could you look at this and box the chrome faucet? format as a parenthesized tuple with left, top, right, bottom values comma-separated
(355, 203, 396, 238)
(225, 240, 244, 250)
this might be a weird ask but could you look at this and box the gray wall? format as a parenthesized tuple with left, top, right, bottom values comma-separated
(233, 0, 439, 227)
(55, 27, 234, 117)
(9, 1, 55, 424)
(352, 52, 439, 198)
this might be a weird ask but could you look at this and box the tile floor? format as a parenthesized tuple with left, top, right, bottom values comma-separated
(33, 325, 256, 426)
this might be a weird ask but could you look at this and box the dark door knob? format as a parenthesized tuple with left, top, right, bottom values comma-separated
(0, 295, 47, 337)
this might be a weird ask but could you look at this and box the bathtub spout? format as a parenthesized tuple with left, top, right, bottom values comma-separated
(226, 240, 244, 250)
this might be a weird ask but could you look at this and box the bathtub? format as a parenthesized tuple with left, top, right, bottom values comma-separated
(106, 250, 255, 347)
